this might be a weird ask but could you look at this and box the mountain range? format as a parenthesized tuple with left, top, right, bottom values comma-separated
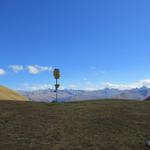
(19, 86, 150, 102)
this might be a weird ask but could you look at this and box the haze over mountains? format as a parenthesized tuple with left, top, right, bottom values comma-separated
(20, 86, 150, 102)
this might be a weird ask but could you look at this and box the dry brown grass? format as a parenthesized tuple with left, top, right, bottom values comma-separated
(0, 86, 28, 101)
(0, 100, 150, 150)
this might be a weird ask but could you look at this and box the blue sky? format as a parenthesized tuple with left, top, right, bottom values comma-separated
(0, 0, 150, 90)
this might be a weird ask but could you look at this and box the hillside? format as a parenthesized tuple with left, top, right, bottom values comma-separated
(0, 86, 28, 101)
(0, 100, 149, 150)
(145, 96, 150, 101)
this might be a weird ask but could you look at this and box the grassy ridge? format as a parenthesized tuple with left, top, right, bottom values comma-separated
(0, 86, 28, 101)
(0, 100, 150, 150)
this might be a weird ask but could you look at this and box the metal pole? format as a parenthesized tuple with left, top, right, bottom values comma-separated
(56, 79, 58, 102)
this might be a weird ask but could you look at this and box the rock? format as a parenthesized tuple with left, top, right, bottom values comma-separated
(145, 140, 150, 147)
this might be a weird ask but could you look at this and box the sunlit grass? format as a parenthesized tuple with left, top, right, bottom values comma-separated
(0, 100, 149, 150)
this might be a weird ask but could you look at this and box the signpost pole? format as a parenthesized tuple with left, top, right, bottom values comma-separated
(56, 78, 58, 102)
(53, 68, 60, 102)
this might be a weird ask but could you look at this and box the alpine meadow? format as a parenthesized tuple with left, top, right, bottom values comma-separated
(0, 0, 150, 150)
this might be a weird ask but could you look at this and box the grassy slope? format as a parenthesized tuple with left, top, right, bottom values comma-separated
(0, 100, 150, 150)
(145, 97, 150, 101)
(0, 86, 28, 101)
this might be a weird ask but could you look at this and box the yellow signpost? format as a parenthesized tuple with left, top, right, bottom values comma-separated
(53, 68, 60, 102)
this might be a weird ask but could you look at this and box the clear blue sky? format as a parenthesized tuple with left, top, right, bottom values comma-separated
(0, 0, 150, 90)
